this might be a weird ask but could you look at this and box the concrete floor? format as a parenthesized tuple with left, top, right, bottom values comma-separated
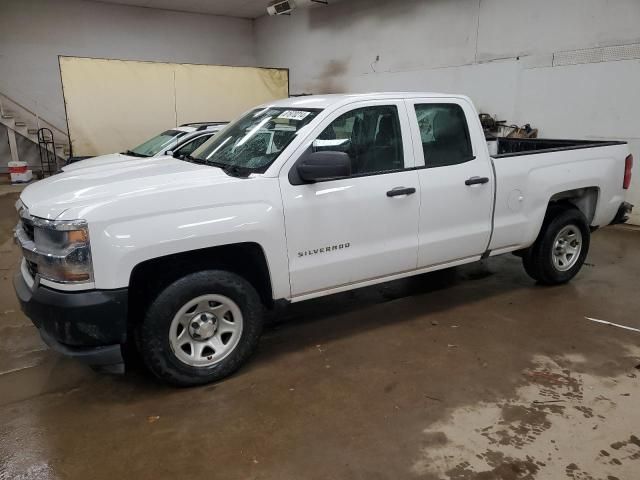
(1, 185, 639, 480)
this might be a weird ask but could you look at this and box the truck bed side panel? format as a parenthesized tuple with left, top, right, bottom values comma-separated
(489, 143, 628, 252)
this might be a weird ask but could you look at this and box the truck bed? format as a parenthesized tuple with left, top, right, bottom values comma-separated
(492, 137, 627, 158)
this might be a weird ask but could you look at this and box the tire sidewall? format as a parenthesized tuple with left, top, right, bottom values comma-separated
(139, 270, 263, 386)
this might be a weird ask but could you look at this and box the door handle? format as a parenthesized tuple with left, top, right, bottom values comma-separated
(465, 176, 489, 186)
(387, 187, 416, 197)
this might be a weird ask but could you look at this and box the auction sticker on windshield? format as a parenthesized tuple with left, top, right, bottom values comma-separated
(277, 110, 312, 121)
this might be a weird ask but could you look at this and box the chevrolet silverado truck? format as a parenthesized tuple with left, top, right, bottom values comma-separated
(13, 93, 633, 386)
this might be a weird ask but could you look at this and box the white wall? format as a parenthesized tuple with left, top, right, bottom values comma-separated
(0, 0, 256, 132)
(255, 0, 640, 224)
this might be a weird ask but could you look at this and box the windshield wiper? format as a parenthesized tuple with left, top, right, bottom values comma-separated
(184, 154, 208, 165)
(183, 156, 253, 178)
(123, 150, 150, 158)
(203, 159, 253, 178)
(222, 165, 253, 178)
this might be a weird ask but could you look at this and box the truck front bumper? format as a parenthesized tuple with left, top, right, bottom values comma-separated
(13, 272, 128, 368)
(610, 201, 634, 225)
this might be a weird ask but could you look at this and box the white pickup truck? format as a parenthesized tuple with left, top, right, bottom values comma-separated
(63, 122, 227, 171)
(13, 92, 633, 386)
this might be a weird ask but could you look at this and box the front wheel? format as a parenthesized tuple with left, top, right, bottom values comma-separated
(138, 270, 264, 387)
(522, 207, 590, 285)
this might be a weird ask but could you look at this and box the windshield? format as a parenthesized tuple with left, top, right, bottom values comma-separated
(189, 107, 321, 173)
(127, 130, 188, 157)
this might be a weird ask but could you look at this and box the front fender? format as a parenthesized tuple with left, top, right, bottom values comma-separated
(81, 178, 291, 299)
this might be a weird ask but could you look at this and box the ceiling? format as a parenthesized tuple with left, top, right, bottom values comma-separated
(92, 0, 276, 19)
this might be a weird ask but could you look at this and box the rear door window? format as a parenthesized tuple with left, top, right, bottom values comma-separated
(414, 104, 472, 167)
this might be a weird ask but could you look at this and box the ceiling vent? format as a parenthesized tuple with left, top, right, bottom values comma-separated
(267, 0, 328, 16)
(267, 0, 296, 15)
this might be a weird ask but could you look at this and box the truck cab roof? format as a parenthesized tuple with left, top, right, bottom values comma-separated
(261, 92, 471, 111)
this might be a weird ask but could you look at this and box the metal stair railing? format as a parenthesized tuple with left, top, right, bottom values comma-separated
(37, 128, 59, 176)
(0, 91, 68, 141)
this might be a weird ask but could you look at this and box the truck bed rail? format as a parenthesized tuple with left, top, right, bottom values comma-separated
(493, 137, 627, 158)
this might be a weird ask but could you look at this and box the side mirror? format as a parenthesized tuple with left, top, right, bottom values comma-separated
(297, 151, 351, 183)
(166, 150, 174, 157)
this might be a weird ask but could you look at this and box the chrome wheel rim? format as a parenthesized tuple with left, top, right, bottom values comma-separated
(169, 294, 243, 368)
(552, 225, 582, 272)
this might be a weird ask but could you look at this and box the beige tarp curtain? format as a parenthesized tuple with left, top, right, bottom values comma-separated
(59, 57, 289, 156)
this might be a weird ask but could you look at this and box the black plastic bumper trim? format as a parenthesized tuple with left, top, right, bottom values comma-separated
(610, 201, 633, 225)
(38, 328, 123, 368)
(13, 273, 128, 349)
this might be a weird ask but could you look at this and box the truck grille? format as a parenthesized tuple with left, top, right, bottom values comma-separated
(21, 219, 34, 241)
(16, 208, 37, 278)
(26, 259, 38, 278)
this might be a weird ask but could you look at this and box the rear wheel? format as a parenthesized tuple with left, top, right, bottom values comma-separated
(522, 206, 590, 285)
(138, 270, 263, 387)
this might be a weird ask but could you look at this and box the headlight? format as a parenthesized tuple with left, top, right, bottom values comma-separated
(33, 220, 93, 282)
(15, 207, 94, 284)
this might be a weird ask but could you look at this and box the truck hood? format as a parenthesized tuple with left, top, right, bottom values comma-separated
(62, 153, 140, 172)
(21, 157, 236, 220)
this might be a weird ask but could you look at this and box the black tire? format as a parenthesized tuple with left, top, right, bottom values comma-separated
(138, 270, 263, 387)
(522, 206, 590, 285)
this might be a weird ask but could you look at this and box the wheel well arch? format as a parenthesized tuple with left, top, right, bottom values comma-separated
(548, 186, 599, 224)
(128, 242, 274, 328)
